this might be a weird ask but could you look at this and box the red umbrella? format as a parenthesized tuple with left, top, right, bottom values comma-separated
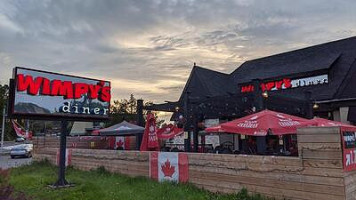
(220, 110, 315, 136)
(205, 125, 225, 133)
(157, 124, 184, 140)
(140, 113, 160, 151)
(301, 117, 355, 128)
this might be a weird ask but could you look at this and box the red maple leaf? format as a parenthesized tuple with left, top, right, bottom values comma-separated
(116, 140, 124, 148)
(161, 159, 175, 177)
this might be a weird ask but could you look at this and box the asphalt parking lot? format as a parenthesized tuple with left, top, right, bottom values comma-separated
(0, 154, 32, 169)
(0, 141, 33, 169)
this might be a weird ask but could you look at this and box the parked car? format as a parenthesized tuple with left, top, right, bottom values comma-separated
(10, 144, 33, 159)
(15, 137, 25, 142)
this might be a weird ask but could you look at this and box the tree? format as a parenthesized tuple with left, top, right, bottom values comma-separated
(108, 94, 138, 126)
(108, 94, 165, 127)
(0, 84, 9, 112)
(0, 84, 15, 141)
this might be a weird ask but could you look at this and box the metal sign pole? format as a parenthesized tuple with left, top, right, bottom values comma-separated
(53, 120, 69, 187)
(1, 106, 5, 148)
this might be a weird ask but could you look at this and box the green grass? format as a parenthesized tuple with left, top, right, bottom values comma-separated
(9, 161, 271, 200)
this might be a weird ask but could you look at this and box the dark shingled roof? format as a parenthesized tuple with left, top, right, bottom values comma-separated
(177, 36, 356, 102)
(177, 66, 231, 101)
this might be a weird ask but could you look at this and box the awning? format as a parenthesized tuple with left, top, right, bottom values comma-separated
(98, 121, 144, 136)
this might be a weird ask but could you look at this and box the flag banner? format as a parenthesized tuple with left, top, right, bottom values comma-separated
(114, 136, 130, 150)
(150, 152, 188, 183)
(12, 120, 32, 139)
(115, 136, 125, 149)
(56, 149, 72, 167)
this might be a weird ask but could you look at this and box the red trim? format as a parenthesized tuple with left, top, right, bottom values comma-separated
(150, 152, 159, 181)
(125, 137, 131, 150)
(178, 153, 189, 183)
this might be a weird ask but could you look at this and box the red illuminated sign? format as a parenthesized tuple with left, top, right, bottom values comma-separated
(9, 67, 111, 120)
(240, 74, 328, 93)
(241, 79, 292, 93)
(16, 74, 111, 102)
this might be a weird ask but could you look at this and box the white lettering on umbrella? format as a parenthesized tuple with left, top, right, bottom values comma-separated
(237, 121, 258, 128)
(278, 120, 300, 127)
(277, 115, 300, 127)
(237, 116, 259, 128)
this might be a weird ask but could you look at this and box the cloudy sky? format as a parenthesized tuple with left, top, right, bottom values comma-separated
(0, 0, 355, 103)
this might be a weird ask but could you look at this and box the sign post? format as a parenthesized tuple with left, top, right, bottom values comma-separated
(7, 67, 111, 188)
(1, 106, 5, 148)
(54, 120, 69, 186)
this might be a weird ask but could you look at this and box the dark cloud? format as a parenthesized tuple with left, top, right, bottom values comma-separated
(0, 0, 355, 102)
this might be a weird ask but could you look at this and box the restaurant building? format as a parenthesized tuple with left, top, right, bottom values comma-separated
(152, 36, 356, 125)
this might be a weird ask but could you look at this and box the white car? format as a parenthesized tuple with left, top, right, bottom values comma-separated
(10, 144, 33, 159)
(15, 137, 25, 142)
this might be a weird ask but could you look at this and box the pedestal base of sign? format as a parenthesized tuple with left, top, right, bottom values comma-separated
(48, 183, 75, 189)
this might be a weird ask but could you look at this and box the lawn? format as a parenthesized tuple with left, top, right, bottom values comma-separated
(4, 161, 271, 200)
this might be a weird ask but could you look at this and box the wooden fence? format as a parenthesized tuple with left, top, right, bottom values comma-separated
(33, 127, 356, 200)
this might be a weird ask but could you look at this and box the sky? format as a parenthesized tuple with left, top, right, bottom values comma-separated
(0, 0, 356, 104)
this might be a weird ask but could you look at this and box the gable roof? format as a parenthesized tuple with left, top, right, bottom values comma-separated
(177, 66, 231, 102)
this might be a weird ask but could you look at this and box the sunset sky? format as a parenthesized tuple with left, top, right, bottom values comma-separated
(1, 0, 356, 104)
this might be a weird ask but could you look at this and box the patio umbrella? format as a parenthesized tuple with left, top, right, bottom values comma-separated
(157, 124, 184, 140)
(220, 109, 315, 136)
(300, 117, 355, 128)
(205, 125, 225, 133)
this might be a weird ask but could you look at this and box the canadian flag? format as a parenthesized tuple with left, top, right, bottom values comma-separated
(115, 136, 125, 149)
(150, 152, 188, 183)
(56, 149, 72, 167)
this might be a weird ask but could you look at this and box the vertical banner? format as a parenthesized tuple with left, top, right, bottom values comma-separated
(56, 149, 72, 167)
(150, 152, 188, 183)
(341, 129, 356, 171)
(140, 113, 159, 151)
(341, 127, 356, 171)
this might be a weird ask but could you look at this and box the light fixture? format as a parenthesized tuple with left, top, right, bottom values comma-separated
(313, 103, 319, 109)
(262, 91, 268, 98)
(252, 106, 256, 112)
(175, 106, 180, 112)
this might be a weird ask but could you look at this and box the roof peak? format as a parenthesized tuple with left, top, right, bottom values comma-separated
(192, 65, 229, 76)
